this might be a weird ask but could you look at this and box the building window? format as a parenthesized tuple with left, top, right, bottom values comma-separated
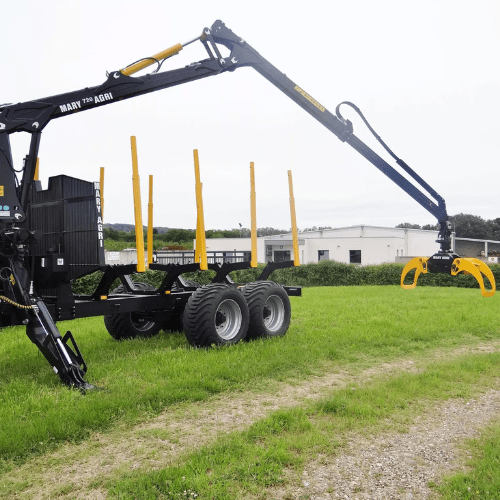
(274, 250, 291, 262)
(349, 250, 361, 264)
(318, 250, 329, 261)
(266, 245, 272, 257)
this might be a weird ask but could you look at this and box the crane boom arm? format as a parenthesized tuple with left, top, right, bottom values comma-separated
(0, 19, 451, 247)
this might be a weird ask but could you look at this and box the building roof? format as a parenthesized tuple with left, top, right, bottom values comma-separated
(265, 224, 438, 238)
(265, 225, 500, 246)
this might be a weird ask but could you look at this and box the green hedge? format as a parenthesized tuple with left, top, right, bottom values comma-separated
(250, 261, 500, 290)
(71, 261, 500, 295)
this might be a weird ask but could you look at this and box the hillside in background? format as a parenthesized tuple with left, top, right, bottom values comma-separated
(104, 223, 174, 234)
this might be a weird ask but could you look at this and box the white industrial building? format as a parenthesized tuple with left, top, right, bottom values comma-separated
(104, 225, 500, 266)
(199, 225, 500, 265)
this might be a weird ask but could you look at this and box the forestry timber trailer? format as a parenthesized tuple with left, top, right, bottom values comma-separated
(0, 20, 495, 390)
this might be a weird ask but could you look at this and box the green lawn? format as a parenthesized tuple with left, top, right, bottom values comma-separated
(0, 285, 499, 497)
(109, 353, 500, 499)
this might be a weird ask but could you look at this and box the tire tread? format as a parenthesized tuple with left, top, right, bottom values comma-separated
(183, 284, 248, 347)
(242, 281, 291, 339)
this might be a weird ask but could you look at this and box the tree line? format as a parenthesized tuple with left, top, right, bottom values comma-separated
(104, 214, 500, 251)
(103, 226, 294, 241)
(103, 226, 293, 251)
(397, 214, 500, 240)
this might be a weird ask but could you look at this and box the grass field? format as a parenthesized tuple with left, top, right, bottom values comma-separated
(1, 285, 499, 498)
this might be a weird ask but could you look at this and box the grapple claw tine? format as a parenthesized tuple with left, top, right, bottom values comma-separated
(401, 257, 428, 289)
(451, 258, 496, 297)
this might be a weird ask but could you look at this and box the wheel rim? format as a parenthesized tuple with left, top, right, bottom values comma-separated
(130, 313, 154, 332)
(263, 295, 285, 332)
(215, 299, 242, 340)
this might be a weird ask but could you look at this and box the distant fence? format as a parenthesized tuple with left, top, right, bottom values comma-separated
(105, 250, 251, 266)
(154, 250, 251, 265)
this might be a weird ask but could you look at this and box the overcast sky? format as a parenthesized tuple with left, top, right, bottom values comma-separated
(4, 0, 499, 231)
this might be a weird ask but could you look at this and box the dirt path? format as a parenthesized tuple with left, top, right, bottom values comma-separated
(3, 341, 500, 499)
(267, 387, 500, 499)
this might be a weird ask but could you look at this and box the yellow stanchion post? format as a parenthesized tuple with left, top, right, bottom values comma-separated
(147, 175, 154, 267)
(250, 162, 258, 267)
(193, 150, 208, 271)
(130, 136, 145, 273)
(288, 170, 300, 266)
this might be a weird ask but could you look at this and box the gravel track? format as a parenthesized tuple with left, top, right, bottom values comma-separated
(268, 387, 500, 499)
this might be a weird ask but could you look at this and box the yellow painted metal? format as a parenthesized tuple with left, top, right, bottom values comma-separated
(99, 166, 105, 221)
(250, 162, 258, 267)
(100, 295, 108, 301)
(401, 255, 496, 297)
(194, 216, 200, 263)
(194, 152, 201, 264)
(194, 185, 203, 266)
(130, 136, 145, 273)
(147, 175, 154, 267)
(288, 170, 300, 266)
(451, 257, 496, 297)
(34, 158, 40, 181)
(120, 43, 183, 76)
(193, 150, 207, 271)
(400, 256, 429, 289)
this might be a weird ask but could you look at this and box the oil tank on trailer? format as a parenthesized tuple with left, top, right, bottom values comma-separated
(26, 175, 105, 289)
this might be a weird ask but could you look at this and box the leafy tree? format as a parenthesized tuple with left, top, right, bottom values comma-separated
(449, 213, 491, 239)
(206, 230, 225, 238)
(103, 227, 124, 240)
(301, 226, 333, 232)
(257, 227, 289, 237)
(165, 228, 196, 242)
(490, 218, 500, 241)
(397, 214, 500, 240)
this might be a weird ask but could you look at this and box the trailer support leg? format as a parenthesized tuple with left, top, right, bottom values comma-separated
(26, 300, 94, 391)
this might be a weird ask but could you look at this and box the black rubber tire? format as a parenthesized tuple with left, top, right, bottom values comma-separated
(242, 281, 291, 340)
(183, 284, 249, 347)
(104, 282, 162, 340)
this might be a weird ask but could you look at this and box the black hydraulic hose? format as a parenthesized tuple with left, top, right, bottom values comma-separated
(335, 101, 445, 206)
(336, 101, 407, 164)
(119, 57, 161, 75)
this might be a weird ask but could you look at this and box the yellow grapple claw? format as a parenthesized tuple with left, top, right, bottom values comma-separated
(400, 256, 429, 289)
(451, 258, 496, 297)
